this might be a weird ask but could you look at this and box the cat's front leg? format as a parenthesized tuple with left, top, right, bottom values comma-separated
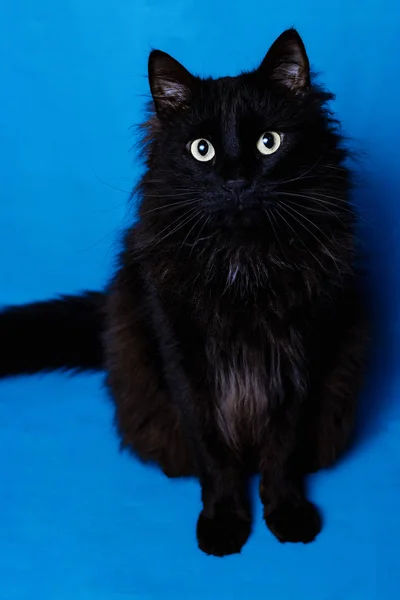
(259, 404, 322, 544)
(146, 287, 251, 555)
(196, 461, 251, 556)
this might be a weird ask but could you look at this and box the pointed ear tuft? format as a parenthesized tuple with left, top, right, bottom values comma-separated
(259, 29, 310, 93)
(148, 50, 196, 113)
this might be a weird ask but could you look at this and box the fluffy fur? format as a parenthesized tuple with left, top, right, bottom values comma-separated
(0, 29, 368, 556)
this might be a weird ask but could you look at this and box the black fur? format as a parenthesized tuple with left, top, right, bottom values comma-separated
(0, 292, 104, 376)
(0, 29, 368, 556)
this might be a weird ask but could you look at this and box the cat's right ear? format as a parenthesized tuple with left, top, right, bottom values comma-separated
(148, 50, 196, 114)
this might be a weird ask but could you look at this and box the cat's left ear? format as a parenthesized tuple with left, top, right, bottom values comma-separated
(259, 29, 310, 93)
(148, 50, 196, 113)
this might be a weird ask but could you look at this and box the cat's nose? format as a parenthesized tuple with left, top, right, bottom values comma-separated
(223, 179, 247, 194)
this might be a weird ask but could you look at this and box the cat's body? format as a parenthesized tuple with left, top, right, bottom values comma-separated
(0, 29, 368, 555)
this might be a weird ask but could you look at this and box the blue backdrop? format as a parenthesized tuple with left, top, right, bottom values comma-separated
(1, 1, 399, 598)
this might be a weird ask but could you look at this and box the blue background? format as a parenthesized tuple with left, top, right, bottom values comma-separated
(1, 1, 399, 598)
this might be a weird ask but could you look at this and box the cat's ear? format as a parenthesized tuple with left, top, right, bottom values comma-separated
(259, 29, 310, 93)
(148, 50, 196, 113)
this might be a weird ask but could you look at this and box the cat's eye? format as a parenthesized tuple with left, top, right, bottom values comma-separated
(190, 138, 215, 162)
(256, 131, 281, 155)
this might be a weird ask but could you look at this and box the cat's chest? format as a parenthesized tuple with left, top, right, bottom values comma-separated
(204, 310, 307, 446)
(206, 336, 268, 447)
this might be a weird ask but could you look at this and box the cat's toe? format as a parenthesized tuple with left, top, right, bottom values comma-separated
(196, 510, 251, 556)
(265, 499, 322, 543)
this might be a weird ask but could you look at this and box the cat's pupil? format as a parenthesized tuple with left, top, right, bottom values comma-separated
(198, 140, 209, 156)
(263, 133, 274, 149)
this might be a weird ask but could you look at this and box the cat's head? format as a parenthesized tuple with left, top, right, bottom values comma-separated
(137, 29, 354, 282)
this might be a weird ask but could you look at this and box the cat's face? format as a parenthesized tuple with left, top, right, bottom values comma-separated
(139, 29, 353, 269)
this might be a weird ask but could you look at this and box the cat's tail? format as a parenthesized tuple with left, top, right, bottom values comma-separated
(0, 292, 105, 378)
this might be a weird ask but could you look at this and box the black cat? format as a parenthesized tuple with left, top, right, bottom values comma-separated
(0, 29, 368, 556)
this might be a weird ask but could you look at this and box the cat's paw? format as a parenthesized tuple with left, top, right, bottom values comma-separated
(196, 510, 251, 556)
(265, 499, 322, 544)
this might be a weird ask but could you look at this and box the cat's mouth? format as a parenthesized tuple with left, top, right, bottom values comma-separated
(236, 205, 264, 224)
(210, 202, 269, 230)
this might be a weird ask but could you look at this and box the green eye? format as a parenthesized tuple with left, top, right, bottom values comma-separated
(190, 138, 215, 162)
(257, 131, 281, 155)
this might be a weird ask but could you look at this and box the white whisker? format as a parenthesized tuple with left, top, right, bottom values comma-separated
(279, 202, 341, 274)
(139, 199, 198, 217)
(277, 204, 330, 273)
